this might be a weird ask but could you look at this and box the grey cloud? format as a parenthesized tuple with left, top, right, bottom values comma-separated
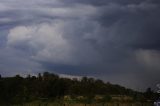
(0, 0, 160, 90)
(59, 0, 146, 6)
(0, 47, 44, 76)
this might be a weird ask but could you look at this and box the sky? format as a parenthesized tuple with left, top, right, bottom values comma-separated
(0, 0, 160, 91)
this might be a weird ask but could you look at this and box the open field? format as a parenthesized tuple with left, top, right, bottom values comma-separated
(11, 102, 153, 106)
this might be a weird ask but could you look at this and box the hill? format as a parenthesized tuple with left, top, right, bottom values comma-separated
(0, 72, 158, 104)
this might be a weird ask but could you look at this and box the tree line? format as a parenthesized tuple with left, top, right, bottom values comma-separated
(0, 72, 158, 104)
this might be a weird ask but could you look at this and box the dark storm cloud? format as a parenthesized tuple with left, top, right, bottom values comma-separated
(0, 0, 160, 90)
(60, 0, 145, 6)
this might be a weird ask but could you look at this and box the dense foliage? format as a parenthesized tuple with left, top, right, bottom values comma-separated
(0, 72, 158, 104)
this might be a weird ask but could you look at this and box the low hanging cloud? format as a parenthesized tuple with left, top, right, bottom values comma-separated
(135, 49, 160, 70)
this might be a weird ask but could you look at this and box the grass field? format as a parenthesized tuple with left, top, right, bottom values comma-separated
(11, 102, 153, 106)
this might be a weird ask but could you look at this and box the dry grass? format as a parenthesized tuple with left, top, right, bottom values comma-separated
(12, 102, 153, 106)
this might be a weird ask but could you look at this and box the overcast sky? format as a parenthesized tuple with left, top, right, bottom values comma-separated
(0, 0, 160, 91)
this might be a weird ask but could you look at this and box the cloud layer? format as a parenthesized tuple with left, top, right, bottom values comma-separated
(0, 0, 160, 90)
